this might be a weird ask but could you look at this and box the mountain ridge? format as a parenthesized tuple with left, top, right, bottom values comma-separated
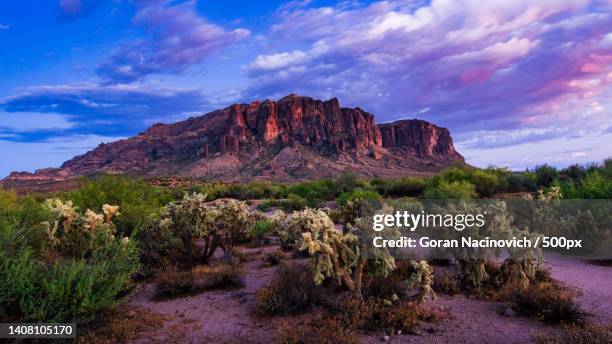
(3, 94, 465, 185)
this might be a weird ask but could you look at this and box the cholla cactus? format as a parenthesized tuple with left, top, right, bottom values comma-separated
(102, 204, 120, 223)
(537, 186, 562, 201)
(41, 199, 120, 259)
(432, 200, 542, 290)
(269, 210, 287, 230)
(280, 208, 332, 250)
(299, 211, 359, 289)
(159, 193, 210, 266)
(205, 199, 256, 255)
(159, 193, 258, 265)
(406, 260, 437, 303)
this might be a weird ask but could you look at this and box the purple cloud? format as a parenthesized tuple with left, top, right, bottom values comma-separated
(244, 0, 612, 139)
(58, 0, 100, 19)
(97, 0, 250, 83)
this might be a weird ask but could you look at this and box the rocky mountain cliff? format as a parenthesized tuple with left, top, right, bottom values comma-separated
(3, 94, 464, 184)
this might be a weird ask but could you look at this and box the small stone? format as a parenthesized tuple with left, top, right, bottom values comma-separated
(503, 307, 516, 317)
(397, 330, 402, 335)
(382, 335, 390, 342)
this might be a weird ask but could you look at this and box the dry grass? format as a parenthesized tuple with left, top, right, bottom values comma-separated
(76, 305, 169, 344)
(156, 262, 244, 297)
(511, 282, 584, 324)
(535, 324, 611, 344)
(262, 249, 284, 266)
(433, 271, 461, 295)
(255, 263, 319, 316)
(276, 314, 360, 344)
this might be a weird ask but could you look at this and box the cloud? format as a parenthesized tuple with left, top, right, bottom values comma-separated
(0, 24, 10, 30)
(244, 0, 612, 140)
(58, 0, 101, 19)
(97, 0, 250, 83)
(0, 83, 209, 140)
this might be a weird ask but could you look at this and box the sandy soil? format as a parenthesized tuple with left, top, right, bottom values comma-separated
(125, 245, 610, 344)
(544, 253, 612, 324)
(128, 245, 283, 343)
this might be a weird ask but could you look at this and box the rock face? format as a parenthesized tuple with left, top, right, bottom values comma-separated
(3, 94, 464, 184)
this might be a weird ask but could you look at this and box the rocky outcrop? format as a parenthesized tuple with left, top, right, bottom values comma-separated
(3, 95, 464, 184)
(379, 119, 463, 160)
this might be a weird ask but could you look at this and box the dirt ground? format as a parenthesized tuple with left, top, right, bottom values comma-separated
(124, 245, 610, 344)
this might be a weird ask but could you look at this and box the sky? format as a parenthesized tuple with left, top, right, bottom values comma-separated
(1, 0, 611, 178)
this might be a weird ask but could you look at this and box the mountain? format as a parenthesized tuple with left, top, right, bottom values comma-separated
(3, 94, 464, 186)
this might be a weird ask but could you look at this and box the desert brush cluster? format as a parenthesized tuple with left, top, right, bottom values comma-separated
(0, 159, 610, 342)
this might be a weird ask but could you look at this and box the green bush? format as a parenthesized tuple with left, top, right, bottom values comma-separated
(387, 177, 427, 197)
(559, 171, 612, 199)
(534, 164, 558, 187)
(504, 172, 536, 192)
(69, 175, 172, 237)
(424, 180, 477, 199)
(0, 197, 139, 323)
(470, 169, 502, 197)
(336, 188, 381, 207)
(285, 180, 335, 205)
(279, 193, 308, 211)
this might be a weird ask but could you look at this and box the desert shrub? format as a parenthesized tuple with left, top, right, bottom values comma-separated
(504, 172, 537, 192)
(334, 172, 365, 193)
(362, 273, 409, 300)
(276, 314, 359, 344)
(279, 193, 308, 211)
(0, 199, 139, 323)
(250, 219, 273, 245)
(75, 305, 168, 344)
(262, 250, 284, 266)
(535, 164, 559, 187)
(433, 271, 460, 295)
(535, 323, 611, 344)
(387, 177, 427, 197)
(225, 181, 284, 200)
(256, 199, 275, 212)
(336, 187, 382, 207)
(255, 263, 318, 315)
(328, 294, 424, 334)
(438, 166, 471, 183)
(511, 282, 583, 324)
(424, 180, 477, 199)
(188, 182, 230, 201)
(369, 178, 392, 195)
(559, 164, 587, 183)
(470, 169, 502, 197)
(194, 263, 244, 289)
(70, 174, 172, 237)
(156, 263, 243, 296)
(559, 171, 612, 199)
(366, 299, 423, 333)
(285, 179, 336, 205)
(602, 158, 612, 178)
(155, 266, 196, 295)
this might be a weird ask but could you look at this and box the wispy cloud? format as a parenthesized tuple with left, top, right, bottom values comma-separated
(1, 83, 210, 140)
(96, 0, 250, 83)
(0, 24, 10, 30)
(243, 0, 612, 138)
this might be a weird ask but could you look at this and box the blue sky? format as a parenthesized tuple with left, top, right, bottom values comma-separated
(1, 0, 611, 178)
